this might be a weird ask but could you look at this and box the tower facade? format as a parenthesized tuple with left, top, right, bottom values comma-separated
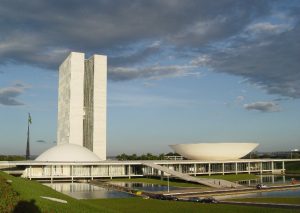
(57, 52, 107, 160)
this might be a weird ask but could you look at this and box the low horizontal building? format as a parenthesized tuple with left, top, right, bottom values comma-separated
(1, 159, 296, 180)
(1, 158, 299, 188)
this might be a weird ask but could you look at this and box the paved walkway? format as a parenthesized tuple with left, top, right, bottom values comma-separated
(142, 162, 241, 188)
(164, 184, 300, 197)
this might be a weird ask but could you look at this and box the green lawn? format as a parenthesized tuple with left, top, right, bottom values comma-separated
(286, 161, 300, 174)
(1, 171, 299, 213)
(228, 197, 300, 205)
(199, 174, 257, 182)
(0, 171, 115, 213)
(84, 197, 300, 213)
(109, 174, 257, 188)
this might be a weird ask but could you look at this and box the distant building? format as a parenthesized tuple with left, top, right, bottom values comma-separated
(164, 155, 184, 161)
(57, 52, 107, 160)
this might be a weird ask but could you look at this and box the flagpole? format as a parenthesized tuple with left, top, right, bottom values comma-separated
(26, 113, 30, 160)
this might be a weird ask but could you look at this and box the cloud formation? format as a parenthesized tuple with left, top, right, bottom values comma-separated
(202, 21, 300, 98)
(0, 0, 271, 68)
(0, 83, 28, 106)
(109, 42, 161, 67)
(109, 65, 198, 81)
(36, 140, 46, 143)
(235, 96, 245, 104)
(244, 101, 281, 112)
(0, 0, 299, 99)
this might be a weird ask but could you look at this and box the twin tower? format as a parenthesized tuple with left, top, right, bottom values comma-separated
(57, 52, 107, 160)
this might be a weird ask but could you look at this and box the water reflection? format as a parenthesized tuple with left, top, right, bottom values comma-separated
(217, 175, 300, 200)
(111, 182, 179, 191)
(238, 175, 296, 186)
(215, 188, 300, 200)
(44, 182, 133, 199)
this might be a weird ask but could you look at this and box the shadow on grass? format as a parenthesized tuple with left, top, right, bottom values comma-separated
(13, 199, 41, 213)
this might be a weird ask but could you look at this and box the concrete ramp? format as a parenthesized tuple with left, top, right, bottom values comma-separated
(142, 162, 241, 188)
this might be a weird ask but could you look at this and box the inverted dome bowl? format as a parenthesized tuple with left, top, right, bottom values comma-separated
(169, 143, 258, 160)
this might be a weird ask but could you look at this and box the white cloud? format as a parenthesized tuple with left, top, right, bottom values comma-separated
(191, 55, 211, 66)
(247, 22, 291, 35)
(109, 65, 199, 81)
(0, 82, 29, 106)
(235, 95, 245, 104)
(243, 101, 280, 112)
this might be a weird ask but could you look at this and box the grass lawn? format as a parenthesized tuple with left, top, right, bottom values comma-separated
(228, 197, 300, 205)
(1, 171, 299, 213)
(109, 174, 257, 188)
(84, 197, 300, 213)
(199, 174, 257, 182)
(286, 161, 300, 174)
(0, 171, 115, 213)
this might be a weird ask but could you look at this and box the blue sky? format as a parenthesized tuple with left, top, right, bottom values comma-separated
(0, 0, 299, 156)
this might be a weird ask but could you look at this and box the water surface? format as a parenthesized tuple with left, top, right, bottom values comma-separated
(111, 182, 179, 192)
(45, 182, 133, 199)
(215, 188, 300, 200)
(238, 175, 297, 186)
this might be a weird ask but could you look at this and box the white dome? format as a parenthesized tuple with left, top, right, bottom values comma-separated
(35, 144, 102, 161)
(169, 143, 259, 160)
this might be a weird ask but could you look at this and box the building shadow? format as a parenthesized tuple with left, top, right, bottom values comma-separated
(13, 199, 41, 213)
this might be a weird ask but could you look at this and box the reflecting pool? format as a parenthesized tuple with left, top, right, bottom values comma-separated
(45, 182, 134, 199)
(110, 182, 179, 191)
(215, 188, 300, 200)
(238, 175, 298, 186)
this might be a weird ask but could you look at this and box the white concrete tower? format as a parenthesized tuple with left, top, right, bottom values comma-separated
(57, 52, 107, 160)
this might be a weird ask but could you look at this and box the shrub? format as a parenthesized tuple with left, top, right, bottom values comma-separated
(0, 176, 20, 213)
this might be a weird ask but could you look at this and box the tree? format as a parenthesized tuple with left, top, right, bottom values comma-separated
(116, 153, 128, 161)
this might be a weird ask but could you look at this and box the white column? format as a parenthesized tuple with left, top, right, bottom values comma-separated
(222, 163, 224, 175)
(282, 161, 285, 174)
(51, 165, 53, 183)
(208, 163, 211, 176)
(235, 162, 238, 175)
(109, 165, 112, 179)
(271, 161, 274, 174)
(128, 165, 131, 179)
(71, 165, 74, 183)
(194, 164, 197, 176)
(29, 165, 32, 180)
(90, 165, 93, 180)
(248, 162, 251, 174)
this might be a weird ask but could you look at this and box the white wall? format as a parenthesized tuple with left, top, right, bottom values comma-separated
(57, 52, 107, 160)
(92, 55, 107, 160)
(69, 53, 84, 147)
(57, 52, 84, 147)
